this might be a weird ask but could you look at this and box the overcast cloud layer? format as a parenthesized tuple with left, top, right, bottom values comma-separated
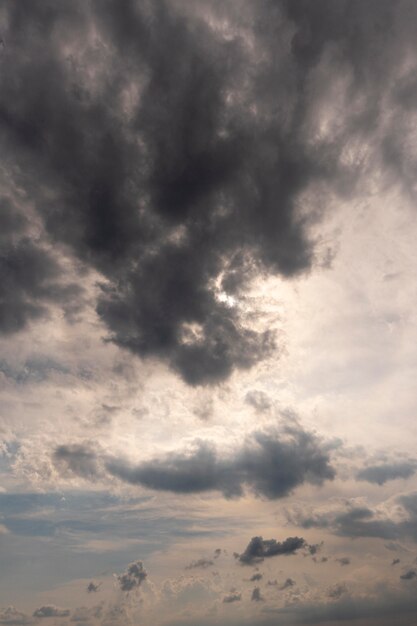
(1, 1, 417, 625)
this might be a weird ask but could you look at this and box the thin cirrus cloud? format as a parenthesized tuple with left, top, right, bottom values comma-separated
(53, 424, 335, 499)
(1, 0, 417, 384)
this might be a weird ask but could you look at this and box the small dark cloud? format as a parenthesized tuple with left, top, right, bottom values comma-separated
(86, 582, 101, 593)
(33, 606, 70, 619)
(238, 536, 306, 565)
(53, 444, 101, 481)
(249, 573, 263, 582)
(306, 542, 323, 556)
(392, 558, 401, 566)
(213, 548, 222, 559)
(116, 561, 147, 592)
(251, 587, 263, 602)
(223, 592, 241, 604)
(336, 557, 351, 566)
(245, 390, 272, 413)
(400, 569, 417, 580)
(280, 578, 295, 590)
(357, 462, 417, 485)
(185, 558, 214, 570)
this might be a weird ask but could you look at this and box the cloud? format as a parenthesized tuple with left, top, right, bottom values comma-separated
(237, 536, 306, 565)
(356, 462, 417, 485)
(32, 606, 70, 619)
(185, 559, 214, 570)
(0, 608, 31, 625)
(55, 424, 335, 498)
(289, 492, 417, 543)
(336, 557, 350, 566)
(116, 560, 147, 592)
(280, 578, 295, 590)
(223, 593, 241, 604)
(53, 444, 101, 481)
(3, 0, 416, 385)
(245, 391, 272, 413)
(249, 573, 263, 582)
(251, 587, 263, 602)
(400, 569, 417, 580)
(326, 582, 348, 599)
(86, 582, 101, 593)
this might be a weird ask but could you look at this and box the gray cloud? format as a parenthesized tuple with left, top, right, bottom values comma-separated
(53, 444, 101, 481)
(185, 558, 214, 570)
(223, 593, 241, 604)
(2, 0, 416, 384)
(238, 536, 306, 565)
(251, 587, 263, 602)
(280, 578, 295, 590)
(249, 573, 263, 582)
(400, 569, 417, 580)
(86, 582, 101, 593)
(116, 560, 147, 592)
(32, 606, 70, 619)
(245, 391, 272, 413)
(356, 462, 417, 485)
(55, 424, 335, 499)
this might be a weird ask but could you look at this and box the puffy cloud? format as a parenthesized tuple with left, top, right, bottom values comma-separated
(116, 560, 147, 592)
(32, 606, 70, 619)
(237, 536, 306, 565)
(54, 424, 335, 498)
(0, 608, 31, 625)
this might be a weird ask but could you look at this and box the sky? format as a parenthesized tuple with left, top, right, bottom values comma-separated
(1, 1, 417, 625)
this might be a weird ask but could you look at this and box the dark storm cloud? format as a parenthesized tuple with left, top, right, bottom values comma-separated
(2, 1, 416, 384)
(32, 606, 70, 619)
(116, 560, 147, 592)
(91, 424, 335, 498)
(356, 462, 417, 485)
(238, 536, 306, 565)
(0, 200, 83, 335)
